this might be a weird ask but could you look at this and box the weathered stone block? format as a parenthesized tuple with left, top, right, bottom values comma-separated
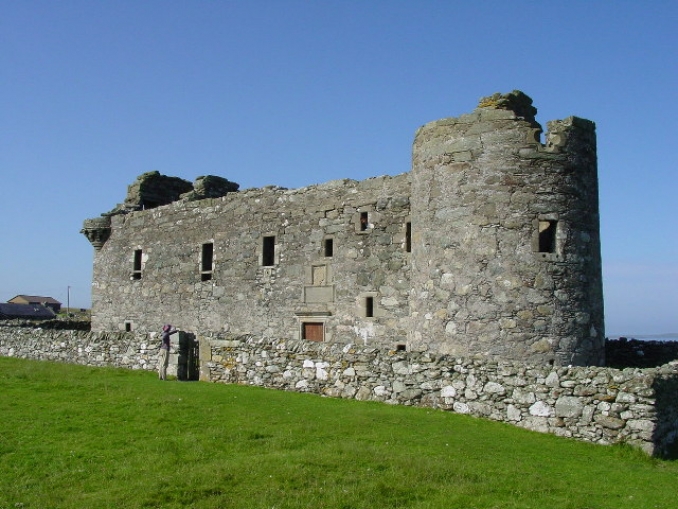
(555, 396, 585, 418)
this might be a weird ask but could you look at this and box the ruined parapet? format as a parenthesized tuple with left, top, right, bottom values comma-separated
(80, 216, 112, 250)
(109, 171, 194, 214)
(409, 90, 604, 366)
(180, 175, 239, 201)
(81, 172, 240, 250)
(105, 171, 241, 214)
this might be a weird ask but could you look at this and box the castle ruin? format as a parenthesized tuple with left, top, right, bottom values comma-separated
(82, 91, 605, 366)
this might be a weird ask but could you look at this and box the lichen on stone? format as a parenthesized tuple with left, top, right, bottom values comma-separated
(478, 90, 537, 123)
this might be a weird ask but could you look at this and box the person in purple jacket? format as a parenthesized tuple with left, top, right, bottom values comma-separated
(158, 324, 177, 380)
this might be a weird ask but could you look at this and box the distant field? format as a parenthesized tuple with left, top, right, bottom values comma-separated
(1, 357, 677, 509)
(56, 308, 90, 320)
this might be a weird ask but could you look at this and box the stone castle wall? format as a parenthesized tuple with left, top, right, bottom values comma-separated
(410, 98, 603, 365)
(2, 325, 677, 457)
(91, 174, 413, 349)
(82, 91, 604, 366)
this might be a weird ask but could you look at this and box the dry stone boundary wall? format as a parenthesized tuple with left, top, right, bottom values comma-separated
(0, 325, 170, 376)
(2, 325, 677, 457)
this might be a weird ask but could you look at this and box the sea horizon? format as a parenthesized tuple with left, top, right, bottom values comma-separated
(607, 332, 678, 342)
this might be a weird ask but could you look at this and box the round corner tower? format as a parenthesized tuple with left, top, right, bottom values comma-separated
(408, 90, 604, 366)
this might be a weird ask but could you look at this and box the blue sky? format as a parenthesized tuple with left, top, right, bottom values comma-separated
(1, 1, 676, 336)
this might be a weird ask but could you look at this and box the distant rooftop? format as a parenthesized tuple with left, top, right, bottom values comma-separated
(8, 295, 62, 305)
(0, 303, 56, 320)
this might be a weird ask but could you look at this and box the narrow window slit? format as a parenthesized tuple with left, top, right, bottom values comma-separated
(262, 236, 275, 266)
(538, 220, 557, 253)
(405, 222, 412, 252)
(201, 242, 214, 281)
(132, 249, 142, 280)
(365, 296, 374, 318)
(360, 212, 369, 231)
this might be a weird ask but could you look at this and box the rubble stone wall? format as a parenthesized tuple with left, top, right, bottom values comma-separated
(202, 334, 677, 457)
(90, 174, 413, 350)
(5, 326, 675, 456)
(0, 325, 173, 376)
(410, 101, 603, 366)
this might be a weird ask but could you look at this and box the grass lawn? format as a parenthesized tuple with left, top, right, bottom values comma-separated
(1, 357, 677, 509)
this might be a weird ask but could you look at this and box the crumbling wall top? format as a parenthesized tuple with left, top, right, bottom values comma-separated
(477, 90, 538, 124)
(105, 171, 240, 216)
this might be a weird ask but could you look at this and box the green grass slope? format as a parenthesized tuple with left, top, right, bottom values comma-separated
(1, 357, 676, 509)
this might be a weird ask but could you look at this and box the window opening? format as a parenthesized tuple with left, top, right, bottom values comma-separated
(262, 236, 275, 266)
(132, 249, 142, 280)
(125, 322, 132, 332)
(365, 296, 374, 318)
(324, 238, 334, 257)
(201, 242, 214, 281)
(396, 344, 406, 352)
(405, 222, 412, 252)
(302, 322, 324, 342)
(538, 220, 557, 253)
(360, 212, 369, 231)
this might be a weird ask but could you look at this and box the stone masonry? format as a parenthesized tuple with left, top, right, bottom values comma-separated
(81, 91, 604, 367)
(2, 325, 677, 457)
(410, 91, 603, 365)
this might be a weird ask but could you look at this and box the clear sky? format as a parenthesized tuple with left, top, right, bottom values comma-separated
(1, 1, 676, 336)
